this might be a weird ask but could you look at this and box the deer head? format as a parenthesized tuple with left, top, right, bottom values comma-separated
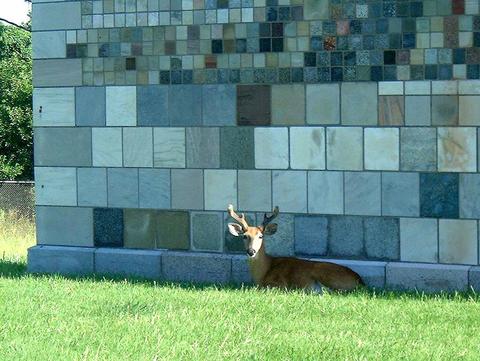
(227, 204, 279, 258)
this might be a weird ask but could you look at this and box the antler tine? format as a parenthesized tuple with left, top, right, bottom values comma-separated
(263, 206, 279, 227)
(227, 204, 249, 231)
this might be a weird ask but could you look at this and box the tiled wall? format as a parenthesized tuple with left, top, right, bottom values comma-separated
(33, 0, 480, 280)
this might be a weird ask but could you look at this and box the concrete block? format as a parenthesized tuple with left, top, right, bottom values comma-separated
(154, 128, 185, 168)
(420, 173, 459, 219)
(186, 128, 220, 168)
(107, 168, 139, 208)
(162, 251, 232, 284)
(139, 169, 170, 209)
(382, 172, 419, 217)
(32, 31, 66, 59)
(28, 245, 94, 276)
(123, 127, 153, 167)
(95, 248, 163, 279)
(345, 172, 381, 216)
(106, 86, 137, 126)
(259, 213, 295, 257)
(156, 211, 190, 250)
(439, 219, 478, 265)
(32, 2, 81, 30)
(92, 128, 123, 167)
(94, 208, 124, 247)
(238, 170, 271, 212)
(33, 88, 75, 126)
(306, 83, 340, 124)
(438, 127, 477, 172)
(386, 262, 470, 293)
(272, 171, 307, 213)
(35, 167, 77, 206)
(364, 217, 400, 261)
(341, 82, 378, 125)
(204, 169, 237, 211)
(364, 128, 399, 171)
(171, 169, 203, 210)
(220, 127, 254, 169)
(231, 255, 253, 284)
(326, 127, 363, 170)
(404, 96, 431, 126)
(308, 171, 343, 215)
(459, 96, 480, 125)
(76, 87, 106, 126)
(191, 212, 223, 251)
(36, 206, 93, 247)
(328, 216, 364, 257)
(169, 85, 202, 126)
(272, 84, 305, 125)
(77, 168, 107, 207)
(290, 127, 325, 170)
(400, 127, 436, 171)
(254, 127, 289, 169)
(202, 84, 236, 126)
(34, 127, 92, 166)
(33, 59, 82, 87)
(137, 85, 169, 126)
(400, 218, 438, 263)
(460, 174, 480, 218)
(294, 215, 328, 256)
(123, 209, 157, 249)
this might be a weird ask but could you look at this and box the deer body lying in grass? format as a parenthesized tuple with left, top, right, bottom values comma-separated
(227, 205, 364, 292)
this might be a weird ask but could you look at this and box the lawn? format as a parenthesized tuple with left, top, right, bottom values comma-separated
(1, 211, 480, 360)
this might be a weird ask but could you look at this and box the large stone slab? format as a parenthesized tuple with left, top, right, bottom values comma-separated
(171, 169, 204, 210)
(272, 171, 307, 213)
(220, 127, 254, 169)
(186, 128, 220, 168)
(153, 128, 186, 168)
(294, 215, 328, 256)
(459, 96, 480, 125)
(341, 82, 377, 125)
(364, 128, 399, 171)
(33, 88, 75, 126)
(76, 87, 106, 126)
(259, 213, 295, 257)
(137, 85, 169, 126)
(92, 128, 123, 167)
(254, 127, 289, 169)
(386, 262, 470, 293)
(28, 245, 94, 276)
(33, 59, 82, 87)
(123, 127, 153, 167)
(459, 174, 480, 218)
(94, 208, 124, 247)
(306, 83, 340, 124)
(107, 168, 139, 208)
(438, 127, 477, 172)
(400, 218, 438, 263)
(35, 167, 77, 206)
(32, 31, 66, 59)
(271, 84, 305, 125)
(32, 2, 81, 30)
(290, 127, 325, 170)
(156, 211, 190, 250)
(169, 85, 202, 126)
(204, 170, 237, 211)
(364, 217, 400, 261)
(404, 96, 431, 126)
(326, 127, 363, 170)
(139, 169, 170, 209)
(344, 172, 381, 216)
(238, 170, 271, 212)
(382, 172, 419, 217)
(237, 85, 271, 126)
(308, 171, 343, 215)
(202, 84, 236, 126)
(327, 216, 364, 258)
(106, 86, 137, 126)
(439, 219, 478, 265)
(77, 168, 107, 207)
(123, 209, 157, 249)
(420, 173, 459, 219)
(400, 127, 436, 171)
(191, 212, 223, 251)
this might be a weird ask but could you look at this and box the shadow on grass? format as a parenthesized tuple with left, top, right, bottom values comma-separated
(0, 258, 478, 302)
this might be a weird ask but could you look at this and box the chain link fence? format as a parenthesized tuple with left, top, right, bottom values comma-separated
(0, 181, 35, 218)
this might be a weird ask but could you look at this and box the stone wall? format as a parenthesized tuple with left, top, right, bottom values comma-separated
(30, 0, 480, 291)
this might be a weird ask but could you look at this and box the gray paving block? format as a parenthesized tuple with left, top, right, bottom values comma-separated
(34, 127, 92, 167)
(137, 85, 169, 126)
(76, 87, 106, 126)
(386, 262, 470, 293)
(32, 2, 81, 30)
(171, 169, 203, 210)
(191, 212, 223, 251)
(400, 127, 436, 171)
(341, 82, 378, 125)
(328, 216, 364, 258)
(469, 267, 480, 292)
(28, 245, 94, 276)
(36, 206, 93, 247)
(294, 215, 328, 256)
(162, 251, 232, 284)
(139, 169, 170, 209)
(77, 168, 107, 207)
(344, 172, 381, 216)
(107, 168, 139, 208)
(169, 85, 202, 126)
(186, 128, 220, 168)
(382, 172, 419, 217)
(202, 84, 236, 126)
(95, 248, 163, 280)
(33, 59, 82, 87)
(364, 217, 400, 261)
(231, 255, 253, 284)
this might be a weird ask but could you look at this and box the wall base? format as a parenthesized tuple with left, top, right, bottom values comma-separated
(27, 246, 479, 293)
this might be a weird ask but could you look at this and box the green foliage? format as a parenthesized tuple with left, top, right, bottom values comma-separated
(0, 24, 32, 180)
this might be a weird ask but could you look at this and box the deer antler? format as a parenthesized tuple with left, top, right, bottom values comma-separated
(227, 204, 249, 231)
(262, 206, 279, 227)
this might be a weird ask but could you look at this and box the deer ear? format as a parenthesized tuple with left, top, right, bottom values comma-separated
(228, 223, 245, 237)
(263, 223, 278, 235)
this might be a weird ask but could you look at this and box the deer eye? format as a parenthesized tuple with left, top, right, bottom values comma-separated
(258, 234, 263, 239)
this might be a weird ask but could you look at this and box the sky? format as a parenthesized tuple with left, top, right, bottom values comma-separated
(0, 0, 31, 26)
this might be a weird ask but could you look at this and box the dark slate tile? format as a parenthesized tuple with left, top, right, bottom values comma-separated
(453, 48, 465, 64)
(420, 173, 459, 219)
(467, 65, 480, 79)
(364, 217, 399, 260)
(402, 33, 416, 48)
(156, 211, 190, 250)
(279, 68, 291, 83)
(237, 85, 270, 125)
(160, 71, 170, 84)
(328, 216, 364, 258)
(371, 66, 383, 81)
(220, 127, 254, 169)
(137, 85, 169, 126)
(294, 216, 328, 256)
(94, 208, 124, 247)
(169, 85, 202, 126)
(76, 87, 105, 126)
(191, 213, 222, 251)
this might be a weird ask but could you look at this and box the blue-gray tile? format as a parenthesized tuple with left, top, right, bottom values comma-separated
(400, 128, 436, 171)
(107, 168, 139, 208)
(137, 85, 169, 126)
(344, 172, 381, 216)
(191, 212, 223, 251)
(459, 174, 480, 219)
(220, 127, 254, 169)
(77, 168, 107, 207)
(186, 127, 220, 168)
(364, 217, 400, 260)
(169, 85, 202, 126)
(382, 172, 419, 216)
(76, 87, 105, 126)
(294, 215, 328, 256)
(328, 216, 364, 258)
(139, 169, 170, 209)
(202, 84, 236, 126)
(420, 173, 459, 218)
(94, 208, 124, 247)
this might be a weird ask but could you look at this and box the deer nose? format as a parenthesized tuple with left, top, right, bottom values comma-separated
(247, 248, 256, 257)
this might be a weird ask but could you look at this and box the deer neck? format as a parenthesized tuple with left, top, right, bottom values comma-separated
(248, 243, 272, 285)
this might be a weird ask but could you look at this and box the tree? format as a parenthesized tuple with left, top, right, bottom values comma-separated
(0, 24, 32, 180)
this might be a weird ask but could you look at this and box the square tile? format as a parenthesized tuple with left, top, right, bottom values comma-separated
(171, 169, 203, 210)
(77, 168, 107, 207)
(33, 88, 75, 126)
(106, 86, 137, 126)
(202, 84, 236, 126)
(204, 169, 237, 211)
(107, 168, 139, 208)
(237, 85, 271, 125)
(220, 127, 254, 169)
(186, 127, 220, 168)
(432, 95, 459, 125)
(238, 170, 271, 212)
(306, 83, 340, 124)
(93, 208, 124, 247)
(420, 173, 459, 218)
(439, 219, 478, 265)
(123, 128, 153, 167)
(33, 59, 82, 87)
(304, 0, 329, 20)
(169, 85, 202, 126)
(341, 82, 378, 125)
(32, 2, 81, 31)
(364, 128, 399, 171)
(32, 31, 66, 59)
(290, 127, 325, 170)
(438, 127, 477, 172)
(156, 211, 190, 250)
(123, 209, 157, 249)
(259, 213, 295, 257)
(364, 217, 399, 261)
(308, 171, 343, 215)
(345, 172, 381, 216)
(400, 127, 436, 171)
(400, 218, 438, 263)
(326, 127, 363, 170)
(254, 127, 289, 169)
(272, 171, 307, 213)
(459, 174, 480, 218)
(36, 206, 93, 247)
(294, 215, 328, 256)
(404, 96, 431, 126)
(382, 172, 419, 217)
(459, 96, 480, 125)
(378, 96, 404, 126)
(271, 84, 305, 125)
(76, 87, 106, 126)
(139, 169, 170, 209)
(328, 216, 364, 257)
(137, 85, 169, 126)
(191, 212, 223, 251)
(35, 167, 77, 206)
(92, 128, 123, 167)
(153, 128, 185, 168)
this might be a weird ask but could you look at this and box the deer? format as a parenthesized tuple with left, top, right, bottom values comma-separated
(227, 204, 364, 292)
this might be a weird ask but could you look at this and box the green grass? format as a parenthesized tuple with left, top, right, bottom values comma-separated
(1, 211, 480, 360)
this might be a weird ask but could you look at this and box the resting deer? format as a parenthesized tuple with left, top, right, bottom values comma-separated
(227, 205, 364, 292)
